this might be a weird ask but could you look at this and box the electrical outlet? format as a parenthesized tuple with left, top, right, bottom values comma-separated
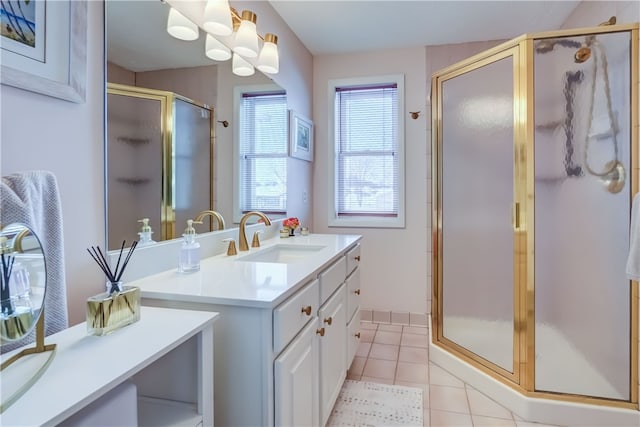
(302, 190, 308, 203)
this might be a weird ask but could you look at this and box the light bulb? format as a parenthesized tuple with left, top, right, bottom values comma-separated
(203, 0, 233, 36)
(257, 33, 279, 74)
(232, 53, 255, 76)
(234, 10, 258, 58)
(205, 34, 231, 61)
(166, 7, 198, 41)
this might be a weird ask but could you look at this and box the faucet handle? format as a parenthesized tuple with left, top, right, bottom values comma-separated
(223, 238, 237, 256)
(251, 231, 263, 248)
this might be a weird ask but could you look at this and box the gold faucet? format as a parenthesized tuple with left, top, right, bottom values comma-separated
(194, 210, 226, 231)
(238, 211, 272, 251)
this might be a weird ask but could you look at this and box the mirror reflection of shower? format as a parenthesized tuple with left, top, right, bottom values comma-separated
(534, 16, 624, 193)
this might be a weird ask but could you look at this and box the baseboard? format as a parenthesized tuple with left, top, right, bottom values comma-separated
(359, 309, 428, 327)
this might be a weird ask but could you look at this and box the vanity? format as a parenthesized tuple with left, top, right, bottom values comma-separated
(132, 233, 362, 426)
(1, 306, 218, 426)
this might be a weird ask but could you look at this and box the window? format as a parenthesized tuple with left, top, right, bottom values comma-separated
(235, 88, 287, 221)
(329, 75, 405, 228)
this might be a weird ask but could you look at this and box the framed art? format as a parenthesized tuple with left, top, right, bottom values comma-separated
(289, 109, 314, 162)
(0, 0, 87, 103)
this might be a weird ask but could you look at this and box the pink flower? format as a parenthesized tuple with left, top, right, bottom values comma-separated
(283, 217, 300, 229)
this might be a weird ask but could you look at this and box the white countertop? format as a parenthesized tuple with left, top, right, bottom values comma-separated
(129, 233, 362, 309)
(0, 306, 218, 426)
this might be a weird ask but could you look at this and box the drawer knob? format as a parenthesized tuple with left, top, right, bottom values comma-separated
(323, 317, 333, 326)
(354, 289, 361, 295)
(355, 332, 361, 339)
(354, 255, 361, 261)
(316, 327, 325, 337)
(301, 306, 312, 316)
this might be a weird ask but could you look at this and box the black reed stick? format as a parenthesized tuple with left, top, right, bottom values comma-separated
(86, 248, 112, 280)
(87, 241, 139, 294)
(1, 252, 15, 315)
(115, 241, 138, 283)
(113, 240, 126, 281)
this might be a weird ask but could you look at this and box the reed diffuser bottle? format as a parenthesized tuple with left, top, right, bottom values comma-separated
(86, 241, 140, 336)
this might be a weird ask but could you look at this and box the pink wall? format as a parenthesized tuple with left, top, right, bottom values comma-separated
(136, 65, 218, 107)
(313, 48, 429, 315)
(0, 1, 105, 325)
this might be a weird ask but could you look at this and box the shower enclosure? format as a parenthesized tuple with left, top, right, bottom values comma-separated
(106, 84, 214, 250)
(431, 23, 638, 412)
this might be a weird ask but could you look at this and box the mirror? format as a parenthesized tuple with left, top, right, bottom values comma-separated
(0, 224, 46, 343)
(105, 0, 284, 250)
(0, 223, 54, 414)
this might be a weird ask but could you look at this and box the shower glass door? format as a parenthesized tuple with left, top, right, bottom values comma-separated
(533, 31, 632, 400)
(438, 48, 519, 376)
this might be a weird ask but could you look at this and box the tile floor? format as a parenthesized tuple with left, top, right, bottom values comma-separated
(346, 321, 561, 427)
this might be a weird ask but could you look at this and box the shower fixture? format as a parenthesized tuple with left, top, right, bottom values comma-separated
(534, 38, 581, 54)
(535, 17, 616, 65)
(573, 17, 616, 64)
(534, 38, 593, 64)
(582, 37, 624, 193)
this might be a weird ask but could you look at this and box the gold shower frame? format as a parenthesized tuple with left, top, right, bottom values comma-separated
(106, 83, 215, 241)
(431, 23, 639, 409)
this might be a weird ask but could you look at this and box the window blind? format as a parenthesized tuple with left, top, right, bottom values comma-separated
(239, 91, 287, 214)
(335, 84, 398, 217)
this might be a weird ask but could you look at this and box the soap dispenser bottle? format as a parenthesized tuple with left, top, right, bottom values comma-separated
(178, 219, 200, 273)
(137, 218, 156, 246)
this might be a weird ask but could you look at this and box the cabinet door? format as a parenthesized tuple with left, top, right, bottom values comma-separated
(345, 267, 361, 322)
(347, 310, 361, 367)
(318, 284, 347, 426)
(274, 319, 319, 427)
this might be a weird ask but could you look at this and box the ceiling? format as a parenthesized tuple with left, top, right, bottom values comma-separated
(106, 1, 582, 72)
(268, 0, 582, 55)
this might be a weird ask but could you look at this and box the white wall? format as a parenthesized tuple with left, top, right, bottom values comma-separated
(0, 1, 105, 325)
(313, 48, 429, 316)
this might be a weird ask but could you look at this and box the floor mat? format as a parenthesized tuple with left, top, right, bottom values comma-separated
(327, 380, 423, 426)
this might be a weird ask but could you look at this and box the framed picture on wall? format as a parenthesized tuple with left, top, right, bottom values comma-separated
(289, 109, 314, 162)
(0, 0, 87, 103)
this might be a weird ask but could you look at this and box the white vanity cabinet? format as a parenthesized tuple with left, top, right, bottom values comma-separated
(135, 233, 362, 426)
(345, 243, 362, 365)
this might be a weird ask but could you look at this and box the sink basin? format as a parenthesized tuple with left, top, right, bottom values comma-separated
(237, 244, 326, 263)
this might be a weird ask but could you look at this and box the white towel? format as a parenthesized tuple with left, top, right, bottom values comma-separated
(0, 170, 68, 352)
(626, 193, 640, 281)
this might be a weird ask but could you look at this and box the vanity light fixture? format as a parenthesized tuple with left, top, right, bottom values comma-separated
(233, 10, 259, 58)
(232, 52, 255, 76)
(166, 7, 199, 41)
(203, 0, 233, 36)
(257, 33, 279, 74)
(165, 3, 279, 74)
(206, 34, 232, 61)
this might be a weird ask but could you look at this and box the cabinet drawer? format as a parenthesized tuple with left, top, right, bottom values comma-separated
(347, 310, 361, 366)
(273, 279, 320, 354)
(346, 267, 361, 322)
(318, 256, 347, 304)
(346, 244, 361, 275)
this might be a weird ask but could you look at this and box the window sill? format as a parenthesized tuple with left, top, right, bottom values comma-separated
(328, 216, 404, 229)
